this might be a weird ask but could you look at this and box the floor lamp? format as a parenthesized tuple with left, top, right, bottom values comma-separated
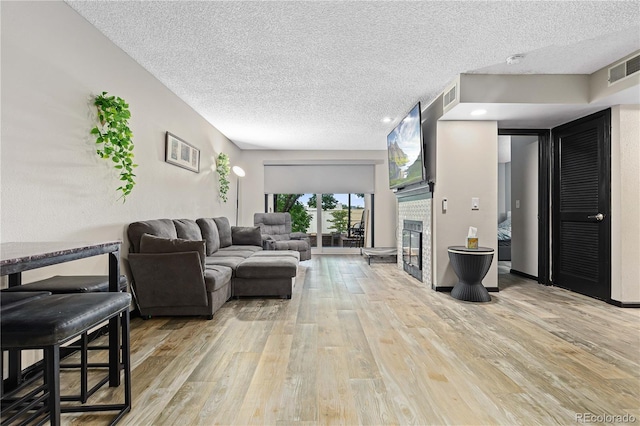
(232, 166, 245, 225)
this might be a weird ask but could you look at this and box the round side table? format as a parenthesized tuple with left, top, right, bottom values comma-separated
(447, 246, 494, 302)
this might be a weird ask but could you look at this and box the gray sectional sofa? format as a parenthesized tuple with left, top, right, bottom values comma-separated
(127, 217, 299, 319)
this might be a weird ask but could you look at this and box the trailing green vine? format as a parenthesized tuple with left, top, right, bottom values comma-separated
(216, 153, 230, 202)
(90, 91, 137, 202)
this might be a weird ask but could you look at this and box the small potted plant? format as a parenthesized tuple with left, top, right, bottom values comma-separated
(90, 91, 137, 202)
(216, 153, 230, 202)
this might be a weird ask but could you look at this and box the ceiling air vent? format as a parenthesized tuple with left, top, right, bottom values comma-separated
(443, 84, 457, 109)
(608, 54, 640, 85)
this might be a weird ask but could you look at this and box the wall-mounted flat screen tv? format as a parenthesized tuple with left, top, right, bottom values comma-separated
(387, 103, 424, 189)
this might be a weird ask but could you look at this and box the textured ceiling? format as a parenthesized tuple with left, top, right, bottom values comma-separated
(66, 1, 640, 150)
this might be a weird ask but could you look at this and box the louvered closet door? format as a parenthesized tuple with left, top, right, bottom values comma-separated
(552, 109, 611, 301)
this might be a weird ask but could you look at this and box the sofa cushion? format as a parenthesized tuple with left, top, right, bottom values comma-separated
(205, 256, 245, 273)
(173, 219, 203, 241)
(231, 226, 262, 246)
(139, 234, 206, 272)
(196, 218, 221, 255)
(209, 250, 255, 259)
(252, 250, 300, 262)
(213, 217, 232, 248)
(219, 245, 263, 253)
(273, 240, 309, 253)
(204, 266, 232, 292)
(128, 219, 177, 253)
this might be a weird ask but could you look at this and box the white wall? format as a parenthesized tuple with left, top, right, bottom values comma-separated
(510, 135, 538, 277)
(505, 162, 511, 220)
(498, 163, 506, 222)
(611, 105, 640, 303)
(238, 150, 397, 248)
(433, 121, 498, 289)
(497, 161, 511, 223)
(1, 2, 241, 282)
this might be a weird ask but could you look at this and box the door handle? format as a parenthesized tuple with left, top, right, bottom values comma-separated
(587, 213, 604, 221)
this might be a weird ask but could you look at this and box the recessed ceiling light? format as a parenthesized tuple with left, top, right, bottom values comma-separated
(471, 109, 487, 116)
(506, 54, 525, 65)
(382, 117, 393, 123)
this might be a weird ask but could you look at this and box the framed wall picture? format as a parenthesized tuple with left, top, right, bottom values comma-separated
(165, 132, 200, 173)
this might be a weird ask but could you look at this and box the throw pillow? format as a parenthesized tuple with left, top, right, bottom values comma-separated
(127, 219, 178, 253)
(173, 219, 203, 241)
(139, 233, 206, 272)
(196, 218, 221, 255)
(231, 226, 262, 246)
(213, 217, 232, 248)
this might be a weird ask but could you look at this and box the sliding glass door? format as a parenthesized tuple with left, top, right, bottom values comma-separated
(267, 193, 371, 253)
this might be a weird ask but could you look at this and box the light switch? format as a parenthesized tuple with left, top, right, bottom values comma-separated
(442, 198, 448, 213)
(472, 197, 479, 210)
(516, 200, 520, 209)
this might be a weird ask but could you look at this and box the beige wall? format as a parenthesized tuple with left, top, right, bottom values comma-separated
(433, 121, 498, 289)
(0, 1, 240, 282)
(611, 105, 640, 303)
(238, 150, 397, 248)
(459, 74, 589, 104)
(590, 50, 640, 103)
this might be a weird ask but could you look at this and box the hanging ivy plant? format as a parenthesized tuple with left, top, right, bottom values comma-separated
(216, 153, 230, 202)
(90, 91, 137, 202)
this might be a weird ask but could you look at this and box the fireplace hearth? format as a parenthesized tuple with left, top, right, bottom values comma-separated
(402, 220, 423, 281)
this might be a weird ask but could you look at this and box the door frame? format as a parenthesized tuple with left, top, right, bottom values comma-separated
(498, 128, 551, 285)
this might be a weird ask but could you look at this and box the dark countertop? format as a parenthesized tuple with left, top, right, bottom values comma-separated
(1, 241, 121, 275)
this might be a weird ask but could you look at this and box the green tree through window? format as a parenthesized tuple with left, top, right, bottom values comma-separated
(274, 194, 311, 233)
(306, 194, 338, 210)
(327, 209, 349, 234)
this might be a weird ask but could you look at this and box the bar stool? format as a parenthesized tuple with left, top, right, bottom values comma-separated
(1, 291, 53, 396)
(2, 275, 127, 294)
(0, 291, 52, 308)
(1, 292, 131, 426)
(2, 275, 128, 403)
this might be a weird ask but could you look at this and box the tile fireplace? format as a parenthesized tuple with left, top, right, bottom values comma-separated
(397, 191, 432, 287)
(402, 220, 423, 281)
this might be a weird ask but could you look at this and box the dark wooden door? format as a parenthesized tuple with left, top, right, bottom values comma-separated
(552, 109, 611, 301)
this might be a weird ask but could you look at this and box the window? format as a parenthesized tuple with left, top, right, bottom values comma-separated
(267, 193, 371, 251)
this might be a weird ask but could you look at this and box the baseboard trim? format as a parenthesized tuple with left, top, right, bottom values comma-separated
(433, 286, 499, 293)
(510, 269, 538, 281)
(609, 299, 640, 308)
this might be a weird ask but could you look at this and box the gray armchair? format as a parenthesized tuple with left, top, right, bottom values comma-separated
(254, 212, 311, 261)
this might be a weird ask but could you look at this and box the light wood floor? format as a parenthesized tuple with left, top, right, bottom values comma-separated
(66, 255, 640, 425)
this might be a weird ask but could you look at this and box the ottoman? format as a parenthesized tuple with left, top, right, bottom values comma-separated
(251, 250, 300, 262)
(234, 256, 298, 298)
